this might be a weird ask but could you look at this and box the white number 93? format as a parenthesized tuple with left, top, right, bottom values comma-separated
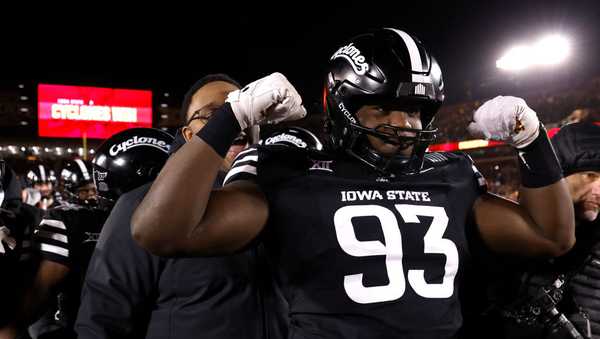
(333, 204, 458, 304)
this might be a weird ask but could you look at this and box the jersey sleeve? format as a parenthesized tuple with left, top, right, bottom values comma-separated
(34, 209, 72, 267)
(223, 146, 259, 186)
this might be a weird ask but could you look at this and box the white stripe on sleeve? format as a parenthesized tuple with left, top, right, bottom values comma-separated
(36, 230, 68, 244)
(40, 219, 67, 230)
(223, 164, 258, 185)
(40, 243, 69, 258)
(235, 155, 258, 163)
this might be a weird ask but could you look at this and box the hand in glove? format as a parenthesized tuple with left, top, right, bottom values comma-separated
(226, 72, 307, 130)
(467, 95, 540, 149)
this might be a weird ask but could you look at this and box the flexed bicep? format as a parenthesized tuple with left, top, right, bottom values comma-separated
(474, 191, 573, 257)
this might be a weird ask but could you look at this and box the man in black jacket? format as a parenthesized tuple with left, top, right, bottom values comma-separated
(462, 122, 600, 339)
(75, 74, 287, 339)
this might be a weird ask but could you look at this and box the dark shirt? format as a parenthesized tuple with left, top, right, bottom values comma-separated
(76, 181, 288, 339)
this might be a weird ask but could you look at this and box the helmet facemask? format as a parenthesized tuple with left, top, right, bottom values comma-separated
(327, 95, 438, 175)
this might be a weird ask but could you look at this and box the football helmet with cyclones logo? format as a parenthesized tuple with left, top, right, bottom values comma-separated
(324, 27, 445, 174)
(91, 128, 173, 203)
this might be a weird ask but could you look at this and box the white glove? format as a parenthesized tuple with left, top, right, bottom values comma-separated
(226, 72, 307, 130)
(467, 96, 540, 149)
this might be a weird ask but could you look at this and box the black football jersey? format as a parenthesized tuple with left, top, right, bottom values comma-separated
(33, 204, 110, 327)
(224, 146, 486, 339)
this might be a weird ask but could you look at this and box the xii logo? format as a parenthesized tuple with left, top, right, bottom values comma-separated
(310, 160, 333, 173)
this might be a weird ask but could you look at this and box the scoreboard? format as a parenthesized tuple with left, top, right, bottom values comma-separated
(38, 84, 152, 139)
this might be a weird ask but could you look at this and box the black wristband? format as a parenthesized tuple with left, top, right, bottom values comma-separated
(195, 103, 242, 157)
(518, 123, 563, 188)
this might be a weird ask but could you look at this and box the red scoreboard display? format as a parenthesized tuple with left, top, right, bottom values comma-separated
(38, 84, 152, 139)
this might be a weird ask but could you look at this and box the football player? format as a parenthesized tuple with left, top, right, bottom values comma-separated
(23, 164, 59, 210)
(132, 28, 575, 339)
(11, 158, 110, 339)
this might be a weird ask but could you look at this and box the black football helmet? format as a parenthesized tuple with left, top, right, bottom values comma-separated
(92, 128, 173, 203)
(324, 28, 445, 174)
(26, 164, 57, 187)
(60, 158, 96, 205)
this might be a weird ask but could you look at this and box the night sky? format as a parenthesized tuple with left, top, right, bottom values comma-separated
(2, 0, 599, 106)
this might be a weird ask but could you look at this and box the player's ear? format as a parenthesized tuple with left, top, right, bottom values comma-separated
(182, 126, 194, 142)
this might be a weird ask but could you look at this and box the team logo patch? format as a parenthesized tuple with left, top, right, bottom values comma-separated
(265, 133, 308, 148)
(331, 43, 369, 75)
(95, 171, 108, 181)
(83, 232, 100, 243)
(414, 83, 426, 96)
(310, 160, 333, 172)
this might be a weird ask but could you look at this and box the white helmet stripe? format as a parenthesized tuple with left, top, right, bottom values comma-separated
(39, 165, 46, 182)
(386, 28, 431, 83)
(74, 159, 90, 181)
(387, 28, 423, 72)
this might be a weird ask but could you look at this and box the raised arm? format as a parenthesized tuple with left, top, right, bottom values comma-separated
(131, 73, 306, 256)
(469, 96, 575, 257)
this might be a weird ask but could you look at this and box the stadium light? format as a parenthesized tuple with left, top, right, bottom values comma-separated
(496, 34, 570, 71)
